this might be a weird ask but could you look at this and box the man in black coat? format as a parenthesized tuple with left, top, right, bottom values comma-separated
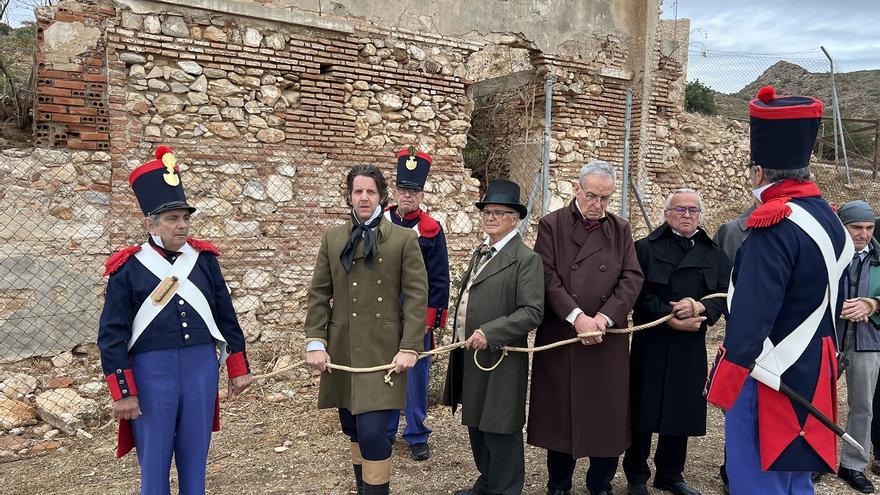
(623, 188, 731, 495)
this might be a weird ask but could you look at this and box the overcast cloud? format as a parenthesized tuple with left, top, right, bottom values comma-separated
(663, 0, 880, 92)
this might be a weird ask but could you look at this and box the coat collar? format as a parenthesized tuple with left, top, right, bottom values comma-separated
(470, 233, 522, 287)
(649, 223, 718, 269)
(736, 204, 758, 232)
(566, 201, 614, 263)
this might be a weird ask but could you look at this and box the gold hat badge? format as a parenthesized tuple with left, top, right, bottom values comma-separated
(161, 152, 180, 186)
(406, 145, 418, 170)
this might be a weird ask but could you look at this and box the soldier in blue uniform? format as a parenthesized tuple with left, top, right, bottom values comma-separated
(384, 147, 450, 461)
(98, 146, 253, 495)
(705, 87, 853, 494)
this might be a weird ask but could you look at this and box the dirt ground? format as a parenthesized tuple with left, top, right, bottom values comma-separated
(1, 329, 876, 495)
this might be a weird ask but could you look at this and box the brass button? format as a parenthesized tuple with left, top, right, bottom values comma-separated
(352, 298, 358, 303)
(118, 380, 124, 384)
(122, 389, 128, 394)
(352, 312, 357, 317)
(599, 264, 607, 272)
(573, 294, 578, 300)
(375, 313, 381, 318)
(116, 369, 122, 374)
(799, 430, 805, 437)
(180, 312, 187, 318)
(178, 300, 185, 305)
(571, 264, 578, 270)
(353, 282, 358, 287)
(377, 297, 383, 302)
(184, 334, 190, 340)
(182, 322, 188, 328)
(378, 258, 383, 263)
(376, 280, 382, 285)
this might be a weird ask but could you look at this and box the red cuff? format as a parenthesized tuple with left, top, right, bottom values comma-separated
(105, 368, 138, 401)
(425, 307, 448, 328)
(705, 346, 750, 410)
(226, 351, 250, 378)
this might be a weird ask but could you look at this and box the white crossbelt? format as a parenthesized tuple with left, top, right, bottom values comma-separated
(732, 203, 853, 390)
(130, 242, 229, 363)
(384, 210, 421, 236)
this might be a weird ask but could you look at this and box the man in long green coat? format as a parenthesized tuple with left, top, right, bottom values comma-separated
(304, 164, 428, 495)
(443, 179, 545, 495)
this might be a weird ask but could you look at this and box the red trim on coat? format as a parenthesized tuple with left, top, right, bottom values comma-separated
(187, 237, 220, 256)
(749, 97, 823, 120)
(103, 245, 142, 276)
(746, 180, 822, 229)
(425, 307, 448, 328)
(396, 148, 433, 164)
(705, 346, 750, 410)
(226, 351, 249, 378)
(418, 213, 441, 238)
(756, 336, 838, 472)
(105, 369, 137, 401)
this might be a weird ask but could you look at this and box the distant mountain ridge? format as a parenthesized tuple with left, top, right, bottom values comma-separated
(710, 61, 880, 120)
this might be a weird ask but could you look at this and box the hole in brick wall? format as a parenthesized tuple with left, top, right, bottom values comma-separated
(87, 84, 104, 90)
(37, 96, 51, 104)
(38, 78, 52, 86)
(97, 109, 107, 116)
(656, 105, 667, 118)
(86, 91, 102, 99)
(81, 116, 95, 123)
(71, 90, 85, 97)
(319, 64, 334, 75)
(55, 134, 68, 140)
(90, 101, 105, 109)
(96, 117, 108, 124)
(96, 125, 108, 132)
(98, 143, 110, 150)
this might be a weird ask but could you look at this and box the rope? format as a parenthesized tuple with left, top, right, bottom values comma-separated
(254, 293, 728, 383)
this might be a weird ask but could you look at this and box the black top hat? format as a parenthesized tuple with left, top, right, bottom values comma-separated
(395, 146, 432, 191)
(749, 86, 823, 170)
(475, 179, 528, 219)
(128, 146, 196, 217)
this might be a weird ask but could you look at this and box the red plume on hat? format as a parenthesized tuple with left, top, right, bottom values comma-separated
(154, 145, 174, 160)
(756, 85, 776, 103)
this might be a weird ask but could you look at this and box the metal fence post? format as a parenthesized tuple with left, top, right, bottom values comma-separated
(822, 46, 851, 185)
(541, 71, 554, 216)
(621, 87, 632, 218)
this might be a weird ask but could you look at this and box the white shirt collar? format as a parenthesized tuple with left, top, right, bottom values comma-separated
(752, 181, 779, 204)
(151, 234, 165, 248)
(858, 244, 872, 257)
(353, 205, 383, 227)
(671, 228, 699, 239)
(483, 228, 519, 255)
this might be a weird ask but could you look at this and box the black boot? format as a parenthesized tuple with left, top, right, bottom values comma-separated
(363, 482, 390, 495)
(353, 464, 364, 495)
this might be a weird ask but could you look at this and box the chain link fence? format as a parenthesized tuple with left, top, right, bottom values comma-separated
(0, 71, 550, 453)
(687, 47, 879, 178)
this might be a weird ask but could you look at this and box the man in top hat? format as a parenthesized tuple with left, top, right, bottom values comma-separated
(304, 164, 428, 495)
(527, 160, 644, 495)
(98, 146, 253, 495)
(384, 147, 450, 461)
(705, 87, 853, 494)
(443, 179, 544, 495)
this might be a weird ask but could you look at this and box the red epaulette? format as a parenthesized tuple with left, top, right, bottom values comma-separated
(746, 197, 793, 229)
(418, 213, 441, 238)
(188, 237, 221, 255)
(103, 245, 141, 276)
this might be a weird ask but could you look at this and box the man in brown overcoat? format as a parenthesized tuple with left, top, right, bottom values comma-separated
(527, 160, 644, 495)
(304, 164, 428, 495)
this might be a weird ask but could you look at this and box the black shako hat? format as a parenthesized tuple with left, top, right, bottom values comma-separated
(128, 145, 196, 217)
(395, 146, 432, 191)
(475, 179, 528, 219)
(749, 85, 823, 170)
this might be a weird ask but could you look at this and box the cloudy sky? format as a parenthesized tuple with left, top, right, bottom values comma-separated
(662, 0, 880, 92)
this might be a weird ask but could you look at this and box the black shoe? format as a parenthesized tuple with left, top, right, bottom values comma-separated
(628, 483, 649, 495)
(589, 490, 613, 495)
(453, 490, 480, 495)
(838, 467, 876, 493)
(410, 442, 430, 461)
(811, 472, 823, 483)
(547, 490, 570, 495)
(654, 479, 702, 495)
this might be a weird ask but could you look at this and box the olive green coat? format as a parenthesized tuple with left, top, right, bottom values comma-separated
(304, 218, 428, 414)
(442, 233, 544, 434)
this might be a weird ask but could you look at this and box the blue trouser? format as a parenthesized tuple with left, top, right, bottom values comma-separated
(387, 332, 432, 445)
(726, 377, 814, 495)
(130, 344, 219, 495)
(340, 408, 395, 460)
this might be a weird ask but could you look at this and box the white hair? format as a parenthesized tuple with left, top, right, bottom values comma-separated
(661, 188, 705, 225)
(578, 160, 616, 187)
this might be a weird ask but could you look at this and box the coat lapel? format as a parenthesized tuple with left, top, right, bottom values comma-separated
(471, 235, 520, 287)
(573, 222, 609, 264)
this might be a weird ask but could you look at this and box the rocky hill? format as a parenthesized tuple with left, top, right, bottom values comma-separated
(712, 61, 880, 120)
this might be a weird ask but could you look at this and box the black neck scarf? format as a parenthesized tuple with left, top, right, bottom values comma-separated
(340, 210, 382, 273)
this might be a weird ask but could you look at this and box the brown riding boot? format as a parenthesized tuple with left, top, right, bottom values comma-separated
(362, 456, 391, 494)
